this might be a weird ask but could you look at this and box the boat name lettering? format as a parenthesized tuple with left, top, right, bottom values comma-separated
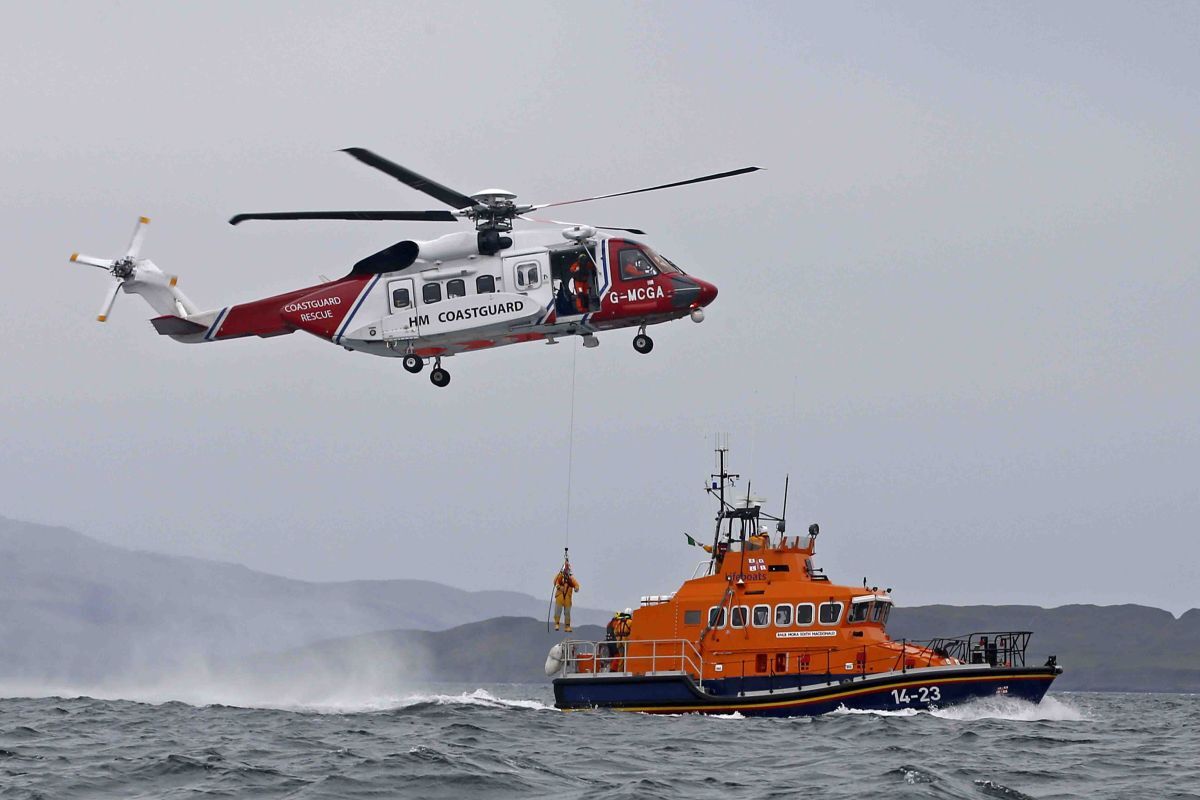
(776, 630, 837, 638)
(283, 297, 342, 313)
(436, 301, 525, 324)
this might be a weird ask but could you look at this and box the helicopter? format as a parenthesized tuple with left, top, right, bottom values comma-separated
(68, 149, 758, 387)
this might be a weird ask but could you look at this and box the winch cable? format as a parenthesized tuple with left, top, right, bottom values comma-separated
(548, 339, 580, 633)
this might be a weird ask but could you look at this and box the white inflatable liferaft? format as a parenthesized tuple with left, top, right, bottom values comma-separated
(544, 642, 565, 676)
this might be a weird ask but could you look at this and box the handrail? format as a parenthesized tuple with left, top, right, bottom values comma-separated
(560, 637, 706, 688)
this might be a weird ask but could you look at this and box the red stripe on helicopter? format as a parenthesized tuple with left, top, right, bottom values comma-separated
(207, 277, 370, 340)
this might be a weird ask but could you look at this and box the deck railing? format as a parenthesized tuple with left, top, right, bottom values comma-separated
(901, 631, 1032, 669)
(559, 638, 705, 687)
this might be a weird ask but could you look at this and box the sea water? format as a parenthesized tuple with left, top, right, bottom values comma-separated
(0, 688, 1195, 798)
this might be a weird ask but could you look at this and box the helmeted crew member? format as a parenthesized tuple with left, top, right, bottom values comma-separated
(747, 525, 771, 552)
(603, 611, 620, 671)
(612, 608, 633, 672)
(552, 566, 581, 632)
(569, 258, 590, 314)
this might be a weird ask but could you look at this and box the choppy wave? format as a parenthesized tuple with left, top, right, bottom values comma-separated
(0, 690, 1193, 799)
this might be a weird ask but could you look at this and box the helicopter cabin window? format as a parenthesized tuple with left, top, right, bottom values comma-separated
(752, 604, 771, 627)
(446, 279, 466, 299)
(795, 603, 815, 625)
(707, 606, 726, 629)
(848, 601, 871, 624)
(618, 247, 659, 281)
(775, 604, 793, 626)
(818, 602, 843, 625)
(476, 274, 496, 294)
(391, 286, 411, 310)
(684, 610, 701, 625)
(730, 605, 749, 628)
(514, 262, 541, 290)
(422, 283, 442, 304)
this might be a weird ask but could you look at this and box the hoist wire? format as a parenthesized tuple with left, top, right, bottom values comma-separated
(564, 336, 579, 548)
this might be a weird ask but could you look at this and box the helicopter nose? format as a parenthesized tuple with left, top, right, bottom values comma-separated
(696, 279, 718, 307)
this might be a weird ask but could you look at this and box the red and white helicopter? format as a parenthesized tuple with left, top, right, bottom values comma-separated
(69, 149, 758, 386)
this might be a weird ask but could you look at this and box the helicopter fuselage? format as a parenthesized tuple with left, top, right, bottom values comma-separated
(160, 229, 717, 362)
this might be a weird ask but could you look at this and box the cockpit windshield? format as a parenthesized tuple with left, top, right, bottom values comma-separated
(643, 245, 681, 274)
(618, 242, 681, 280)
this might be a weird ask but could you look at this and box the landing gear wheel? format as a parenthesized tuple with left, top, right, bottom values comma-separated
(430, 367, 451, 388)
(633, 333, 654, 354)
(402, 354, 423, 374)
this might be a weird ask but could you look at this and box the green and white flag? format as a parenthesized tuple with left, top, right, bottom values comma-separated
(684, 533, 702, 547)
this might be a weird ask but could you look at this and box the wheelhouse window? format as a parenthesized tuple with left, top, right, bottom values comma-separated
(752, 604, 770, 627)
(618, 248, 659, 281)
(391, 286, 411, 309)
(422, 283, 442, 304)
(707, 606, 726, 629)
(848, 601, 871, 624)
(775, 604, 793, 626)
(730, 605, 749, 628)
(873, 602, 891, 624)
(476, 274, 496, 293)
(818, 601, 843, 625)
(684, 609, 701, 625)
(447, 278, 466, 299)
(795, 603, 814, 625)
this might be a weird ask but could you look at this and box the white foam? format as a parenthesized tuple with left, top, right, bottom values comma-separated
(279, 688, 555, 714)
(829, 695, 1085, 722)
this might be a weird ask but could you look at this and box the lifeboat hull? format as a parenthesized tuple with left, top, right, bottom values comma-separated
(553, 665, 1061, 716)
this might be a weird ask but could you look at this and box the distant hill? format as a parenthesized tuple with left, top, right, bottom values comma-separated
(266, 606, 1200, 692)
(0, 516, 606, 683)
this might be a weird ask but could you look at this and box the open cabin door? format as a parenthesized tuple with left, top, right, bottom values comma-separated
(382, 277, 419, 339)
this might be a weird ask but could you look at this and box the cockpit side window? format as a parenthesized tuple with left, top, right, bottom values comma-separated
(618, 247, 659, 281)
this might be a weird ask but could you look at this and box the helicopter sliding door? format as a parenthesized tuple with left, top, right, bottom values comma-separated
(382, 278, 420, 339)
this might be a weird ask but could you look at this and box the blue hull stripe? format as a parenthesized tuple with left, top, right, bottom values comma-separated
(203, 307, 230, 341)
(334, 274, 381, 345)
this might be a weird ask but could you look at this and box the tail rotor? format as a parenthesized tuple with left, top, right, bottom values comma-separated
(69, 216, 176, 322)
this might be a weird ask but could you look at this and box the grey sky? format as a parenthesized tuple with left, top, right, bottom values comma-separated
(2, 1, 1196, 614)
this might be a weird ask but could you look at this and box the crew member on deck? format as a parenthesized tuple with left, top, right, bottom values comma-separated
(552, 566, 581, 632)
(747, 526, 771, 551)
(613, 609, 633, 672)
(603, 611, 620, 670)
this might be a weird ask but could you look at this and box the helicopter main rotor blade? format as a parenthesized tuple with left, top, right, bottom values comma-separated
(519, 215, 647, 236)
(530, 166, 763, 212)
(340, 148, 479, 210)
(228, 210, 459, 225)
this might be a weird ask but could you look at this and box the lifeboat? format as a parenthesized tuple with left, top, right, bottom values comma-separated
(548, 445, 1063, 716)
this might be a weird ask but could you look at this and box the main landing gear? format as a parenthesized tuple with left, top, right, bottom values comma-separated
(429, 357, 451, 388)
(632, 325, 654, 355)
(402, 354, 423, 374)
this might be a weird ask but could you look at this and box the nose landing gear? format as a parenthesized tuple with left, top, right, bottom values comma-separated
(632, 326, 654, 355)
(429, 357, 451, 388)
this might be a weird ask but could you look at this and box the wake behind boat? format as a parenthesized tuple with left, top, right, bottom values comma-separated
(546, 444, 1062, 716)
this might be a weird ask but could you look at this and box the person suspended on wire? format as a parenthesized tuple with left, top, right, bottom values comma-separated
(552, 564, 581, 633)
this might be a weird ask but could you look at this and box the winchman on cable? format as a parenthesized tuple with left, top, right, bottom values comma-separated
(552, 554, 581, 633)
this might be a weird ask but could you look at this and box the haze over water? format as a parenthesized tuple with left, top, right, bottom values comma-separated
(1, 687, 1195, 799)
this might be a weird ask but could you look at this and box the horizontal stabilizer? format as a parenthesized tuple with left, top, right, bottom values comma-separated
(151, 315, 207, 336)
